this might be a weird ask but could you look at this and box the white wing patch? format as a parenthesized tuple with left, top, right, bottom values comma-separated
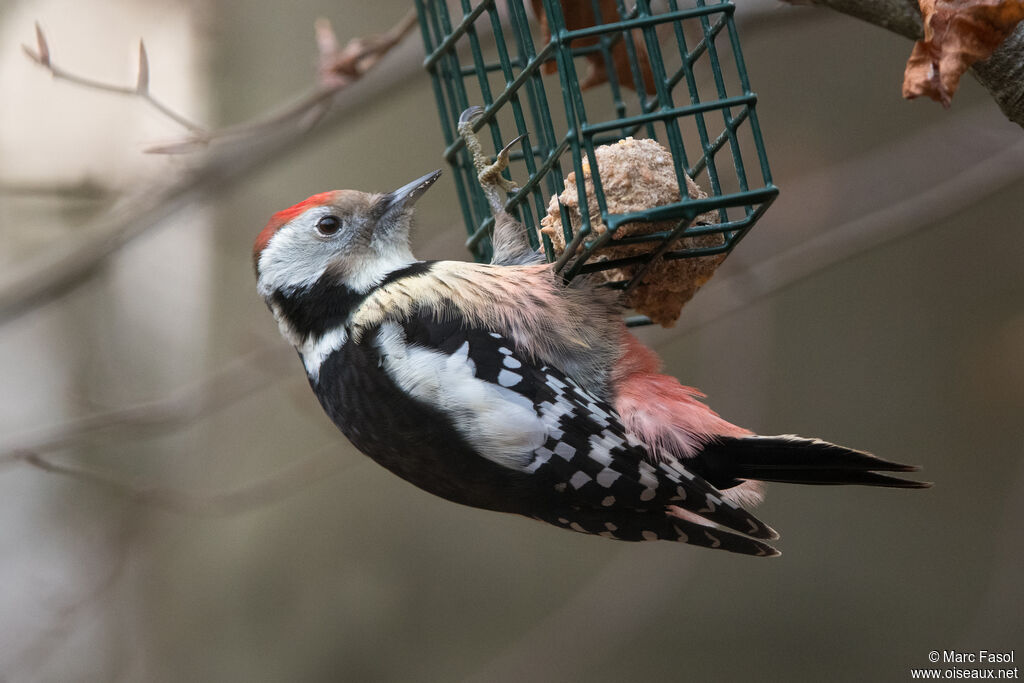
(375, 321, 545, 470)
(301, 326, 349, 382)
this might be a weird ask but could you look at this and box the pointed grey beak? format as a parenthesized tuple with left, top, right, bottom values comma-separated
(381, 169, 442, 218)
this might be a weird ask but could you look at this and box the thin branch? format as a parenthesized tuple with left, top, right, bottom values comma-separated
(785, 0, 924, 38)
(1, 9, 423, 322)
(317, 10, 419, 85)
(22, 11, 418, 154)
(23, 24, 206, 133)
(144, 9, 418, 154)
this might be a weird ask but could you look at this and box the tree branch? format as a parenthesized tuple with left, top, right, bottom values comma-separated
(785, 0, 1024, 127)
(1, 9, 422, 322)
(23, 12, 418, 155)
(23, 25, 206, 134)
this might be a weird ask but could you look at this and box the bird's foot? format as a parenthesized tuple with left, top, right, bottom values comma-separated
(458, 106, 525, 214)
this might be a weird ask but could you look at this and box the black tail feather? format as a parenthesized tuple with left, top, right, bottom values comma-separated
(691, 435, 932, 490)
(533, 507, 781, 557)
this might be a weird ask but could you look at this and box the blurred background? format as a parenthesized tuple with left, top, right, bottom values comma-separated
(1, 0, 1022, 681)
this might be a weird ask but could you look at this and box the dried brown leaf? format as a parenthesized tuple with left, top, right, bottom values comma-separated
(903, 0, 1024, 106)
(530, 0, 656, 93)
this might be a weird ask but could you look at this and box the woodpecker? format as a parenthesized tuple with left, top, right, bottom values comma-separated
(253, 118, 927, 557)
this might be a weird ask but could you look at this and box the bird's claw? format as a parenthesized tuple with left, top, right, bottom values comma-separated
(458, 105, 485, 126)
(457, 106, 526, 213)
(480, 133, 526, 196)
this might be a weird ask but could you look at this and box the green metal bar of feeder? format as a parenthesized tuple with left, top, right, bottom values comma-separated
(631, 0, 696, 234)
(437, 4, 497, 257)
(545, 3, 618, 260)
(506, 0, 566, 260)
(422, 0, 494, 70)
(459, 58, 527, 76)
(560, 4, 729, 42)
(575, 235, 742, 277)
(465, 136, 573, 251)
(541, 0, 601, 255)
(440, 40, 560, 161)
(665, 13, 728, 92)
(595, 217, 751, 248)
(604, 186, 778, 227)
(685, 188, 775, 256)
(724, 12, 774, 186)
(461, 0, 497, 105)
(642, 0, 719, 224)
(581, 253, 661, 272)
(695, 0, 750, 204)
(613, 0, 659, 140)
(552, 218, 592, 274)
(666, 0, 728, 221)
(417, 0, 481, 252)
(485, 4, 542, 249)
(581, 94, 757, 135)
(688, 105, 750, 179)
(684, 12, 729, 66)
(561, 206, 629, 280)
(583, 0, 618, 118)
(459, 0, 525, 249)
(460, 0, 506, 171)
(622, 214, 703, 294)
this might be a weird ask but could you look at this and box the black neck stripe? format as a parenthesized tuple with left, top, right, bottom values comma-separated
(272, 261, 436, 340)
(376, 260, 436, 289)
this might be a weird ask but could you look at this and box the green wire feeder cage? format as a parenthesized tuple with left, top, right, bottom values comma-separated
(415, 0, 777, 326)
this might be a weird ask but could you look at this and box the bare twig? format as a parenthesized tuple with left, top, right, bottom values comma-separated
(23, 11, 417, 155)
(146, 8, 418, 154)
(1, 9, 423, 322)
(23, 24, 206, 133)
(317, 10, 419, 86)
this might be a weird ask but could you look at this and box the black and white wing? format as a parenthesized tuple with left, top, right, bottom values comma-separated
(374, 310, 780, 557)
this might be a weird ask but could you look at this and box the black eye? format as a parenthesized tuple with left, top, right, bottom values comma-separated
(316, 215, 341, 236)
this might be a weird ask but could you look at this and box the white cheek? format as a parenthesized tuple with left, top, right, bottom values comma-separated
(258, 222, 415, 297)
(344, 244, 415, 292)
(257, 228, 331, 295)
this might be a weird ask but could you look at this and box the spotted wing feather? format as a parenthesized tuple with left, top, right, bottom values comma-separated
(397, 311, 779, 552)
